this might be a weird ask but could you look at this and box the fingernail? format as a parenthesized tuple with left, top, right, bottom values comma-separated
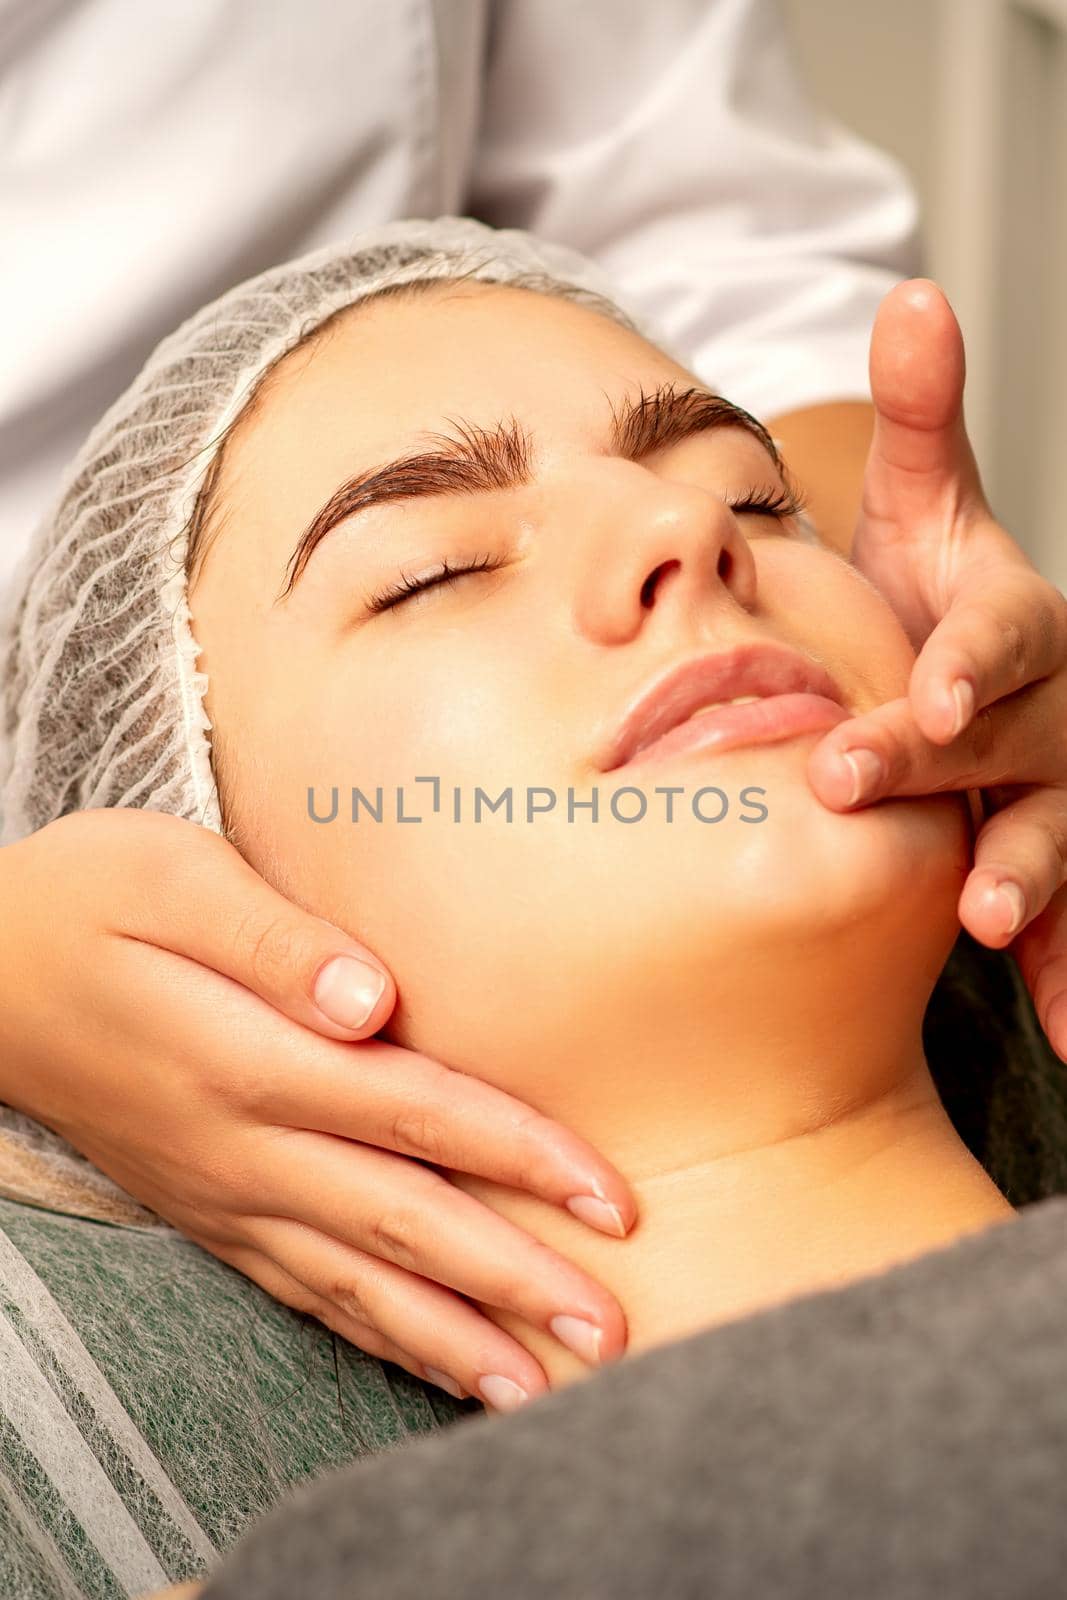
(424, 1367, 465, 1401)
(566, 1193, 627, 1237)
(990, 881, 1027, 938)
(840, 748, 886, 806)
(477, 1374, 532, 1412)
(549, 1314, 604, 1366)
(948, 678, 975, 739)
(313, 956, 387, 1029)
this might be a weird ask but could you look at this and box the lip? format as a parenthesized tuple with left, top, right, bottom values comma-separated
(597, 643, 850, 772)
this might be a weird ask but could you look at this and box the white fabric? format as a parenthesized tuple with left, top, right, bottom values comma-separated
(0, 0, 920, 599)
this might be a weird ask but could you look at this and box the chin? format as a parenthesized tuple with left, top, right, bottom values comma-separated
(789, 793, 965, 934)
(590, 755, 973, 968)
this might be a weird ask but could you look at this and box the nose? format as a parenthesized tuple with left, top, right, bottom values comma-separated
(569, 459, 760, 646)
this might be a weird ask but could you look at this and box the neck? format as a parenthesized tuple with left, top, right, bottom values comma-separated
(448, 921, 1016, 1390)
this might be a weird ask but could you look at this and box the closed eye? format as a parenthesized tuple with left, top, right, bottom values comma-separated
(725, 484, 808, 523)
(366, 482, 809, 615)
(366, 551, 505, 614)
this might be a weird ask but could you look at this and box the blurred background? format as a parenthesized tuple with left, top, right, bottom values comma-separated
(781, 0, 1066, 592)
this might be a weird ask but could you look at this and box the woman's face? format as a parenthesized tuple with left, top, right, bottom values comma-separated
(189, 281, 971, 1085)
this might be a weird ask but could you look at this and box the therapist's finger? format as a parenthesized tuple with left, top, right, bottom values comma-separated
(219, 1217, 554, 1408)
(186, 1230, 459, 1394)
(90, 809, 397, 1040)
(258, 1035, 635, 1238)
(806, 680, 1065, 812)
(1012, 886, 1067, 1065)
(904, 566, 1067, 744)
(957, 785, 1067, 948)
(255, 1130, 629, 1366)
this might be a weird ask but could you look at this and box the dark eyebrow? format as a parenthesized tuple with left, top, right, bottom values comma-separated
(278, 383, 782, 598)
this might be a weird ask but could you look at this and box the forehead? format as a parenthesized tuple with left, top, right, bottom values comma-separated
(246, 280, 690, 462)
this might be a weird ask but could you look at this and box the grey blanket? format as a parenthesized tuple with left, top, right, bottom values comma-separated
(202, 1191, 1067, 1599)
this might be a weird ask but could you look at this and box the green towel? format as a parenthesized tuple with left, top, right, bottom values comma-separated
(0, 1197, 475, 1599)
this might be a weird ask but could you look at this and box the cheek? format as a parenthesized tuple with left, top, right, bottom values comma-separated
(216, 636, 549, 944)
(247, 639, 524, 796)
(323, 624, 571, 792)
(834, 584, 917, 701)
(758, 548, 917, 708)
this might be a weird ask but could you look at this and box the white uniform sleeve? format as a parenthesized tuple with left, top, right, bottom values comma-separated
(467, 0, 921, 420)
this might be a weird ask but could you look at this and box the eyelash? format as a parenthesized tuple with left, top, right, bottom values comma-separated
(729, 484, 808, 520)
(366, 551, 503, 614)
(366, 485, 808, 614)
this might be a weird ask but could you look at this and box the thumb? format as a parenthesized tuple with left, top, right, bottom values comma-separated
(863, 278, 987, 528)
(117, 816, 397, 1040)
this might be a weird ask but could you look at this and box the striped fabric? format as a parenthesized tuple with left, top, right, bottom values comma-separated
(0, 1199, 473, 1598)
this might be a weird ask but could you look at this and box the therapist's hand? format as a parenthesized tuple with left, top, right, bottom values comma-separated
(805, 279, 1067, 1060)
(0, 808, 634, 1406)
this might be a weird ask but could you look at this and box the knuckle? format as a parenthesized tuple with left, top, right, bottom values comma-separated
(505, 1109, 556, 1182)
(240, 911, 311, 991)
(504, 1154, 537, 1193)
(1036, 584, 1067, 658)
(194, 1053, 262, 1116)
(968, 706, 999, 771)
(499, 1141, 539, 1193)
(104, 807, 197, 863)
(322, 1275, 373, 1325)
(25, 808, 139, 884)
(33, 810, 96, 854)
(999, 613, 1029, 684)
(493, 1240, 564, 1313)
(281, 1283, 322, 1321)
(368, 1210, 422, 1273)
(389, 1109, 448, 1163)
(986, 796, 1067, 888)
(494, 1272, 538, 1315)
(509, 1104, 555, 1149)
(1045, 807, 1067, 879)
(189, 1148, 257, 1209)
(213, 1058, 276, 1119)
